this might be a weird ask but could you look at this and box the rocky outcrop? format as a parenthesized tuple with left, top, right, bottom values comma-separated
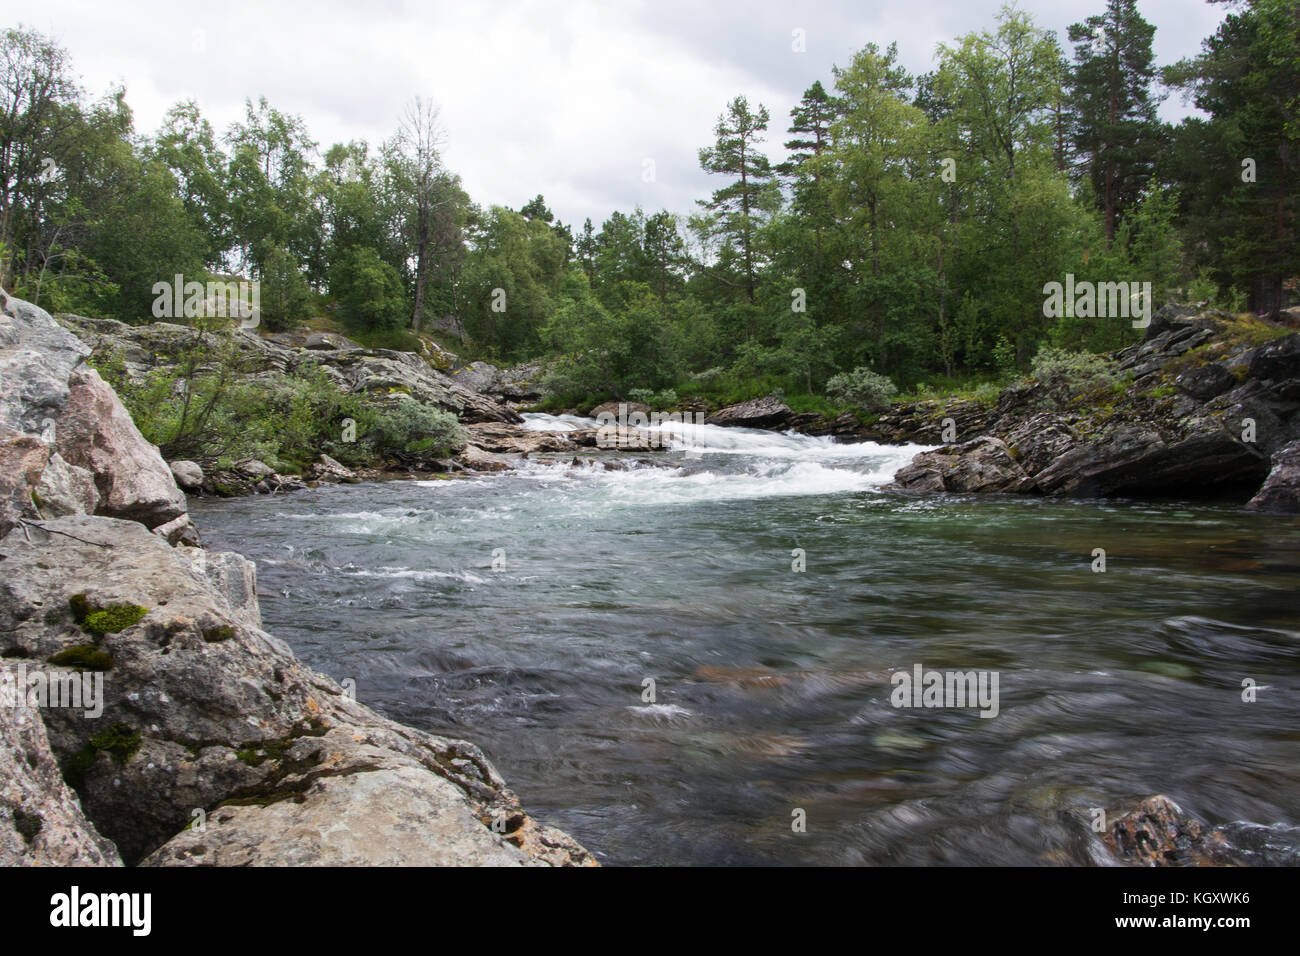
(462, 421, 576, 455)
(57, 313, 521, 426)
(0, 291, 593, 868)
(706, 395, 794, 430)
(1247, 441, 1300, 512)
(890, 308, 1299, 503)
(1, 668, 122, 866)
(1095, 794, 1299, 867)
(0, 291, 192, 540)
(0, 515, 593, 867)
(451, 360, 551, 402)
(892, 436, 1034, 494)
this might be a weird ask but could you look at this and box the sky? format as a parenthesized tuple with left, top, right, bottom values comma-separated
(4, 0, 1230, 230)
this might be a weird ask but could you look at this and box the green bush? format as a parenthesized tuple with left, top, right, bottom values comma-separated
(825, 367, 898, 411)
(1030, 347, 1120, 407)
(365, 401, 465, 458)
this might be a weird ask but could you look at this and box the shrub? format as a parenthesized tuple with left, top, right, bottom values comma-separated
(1030, 347, 1120, 407)
(825, 367, 898, 411)
(365, 401, 465, 458)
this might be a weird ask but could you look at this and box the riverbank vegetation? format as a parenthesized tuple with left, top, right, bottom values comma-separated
(2, 0, 1296, 418)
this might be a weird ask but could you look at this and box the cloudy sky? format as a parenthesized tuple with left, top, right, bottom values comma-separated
(5, 0, 1228, 229)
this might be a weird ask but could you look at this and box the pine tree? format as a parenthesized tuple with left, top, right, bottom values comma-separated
(1067, 0, 1164, 245)
(696, 95, 775, 304)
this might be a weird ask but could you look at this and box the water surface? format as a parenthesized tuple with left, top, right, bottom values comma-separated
(189, 415, 1300, 865)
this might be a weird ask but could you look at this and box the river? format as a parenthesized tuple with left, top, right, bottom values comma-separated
(187, 414, 1300, 865)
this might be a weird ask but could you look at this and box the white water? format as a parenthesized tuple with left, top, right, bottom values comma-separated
(514, 412, 929, 504)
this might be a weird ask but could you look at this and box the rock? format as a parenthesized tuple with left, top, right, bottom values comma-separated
(1033, 426, 1266, 498)
(169, 460, 204, 491)
(309, 454, 358, 484)
(1, 671, 122, 866)
(152, 513, 201, 548)
(1247, 441, 1300, 513)
(1248, 332, 1300, 384)
(0, 429, 51, 536)
(143, 764, 535, 867)
(1176, 362, 1236, 401)
(0, 515, 594, 867)
(463, 422, 575, 454)
(892, 437, 1035, 494)
(1100, 795, 1216, 866)
(451, 361, 501, 394)
(0, 289, 90, 436)
(54, 366, 188, 530)
(304, 332, 359, 351)
(705, 396, 792, 430)
(456, 444, 514, 472)
(236, 459, 275, 479)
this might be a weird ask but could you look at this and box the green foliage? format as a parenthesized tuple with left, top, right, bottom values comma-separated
(824, 367, 898, 411)
(331, 246, 408, 330)
(258, 244, 312, 331)
(364, 401, 465, 458)
(1030, 346, 1121, 407)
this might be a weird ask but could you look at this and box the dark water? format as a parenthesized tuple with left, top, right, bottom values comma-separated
(188, 416, 1300, 865)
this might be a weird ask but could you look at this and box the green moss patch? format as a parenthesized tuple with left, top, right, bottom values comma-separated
(81, 604, 148, 636)
(48, 644, 113, 671)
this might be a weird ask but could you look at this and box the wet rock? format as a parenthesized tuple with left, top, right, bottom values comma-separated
(456, 444, 514, 472)
(1247, 441, 1300, 513)
(891, 437, 1034, 493)
(1100, 795, 1220, 866)
(705, 396, 792, 430)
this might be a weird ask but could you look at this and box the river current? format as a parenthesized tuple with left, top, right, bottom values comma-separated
(188, 414, 1300, 865)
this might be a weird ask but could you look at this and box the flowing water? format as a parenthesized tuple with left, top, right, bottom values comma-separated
(188, 414, 1300, 865)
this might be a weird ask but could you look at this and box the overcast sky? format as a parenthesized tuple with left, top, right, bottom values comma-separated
(5, 0, 1228, 229)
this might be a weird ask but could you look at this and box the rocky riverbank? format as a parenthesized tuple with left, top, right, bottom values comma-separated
(888, 306, 1300, 511)
(0, 291, 594, 866)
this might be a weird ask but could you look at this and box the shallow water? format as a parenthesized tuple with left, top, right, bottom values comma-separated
(188, 415, 1300, 865)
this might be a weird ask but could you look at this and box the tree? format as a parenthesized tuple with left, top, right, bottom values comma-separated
(1067, 0, 1164, 244)
(1165, 0, 1300, 317)
(696, 95, 776, 307)
(392, 97, 451, 331)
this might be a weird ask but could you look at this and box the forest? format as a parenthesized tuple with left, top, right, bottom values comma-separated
(1, 0, 1296, 411)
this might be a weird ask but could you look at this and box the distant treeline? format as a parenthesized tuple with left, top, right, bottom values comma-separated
(1, 0, 1296, 400)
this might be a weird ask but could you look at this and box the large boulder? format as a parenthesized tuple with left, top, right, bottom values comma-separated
(1247, 441, 1300, 513)
(53, 367, 188, 529)
(891, 436, 1035, 494)
(1, 668, 122, 867)
(0, 292, 190, 538)
(706, 396, 793, 429)
(0, 515, 594, 867)
(463, 422, 576, 454)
